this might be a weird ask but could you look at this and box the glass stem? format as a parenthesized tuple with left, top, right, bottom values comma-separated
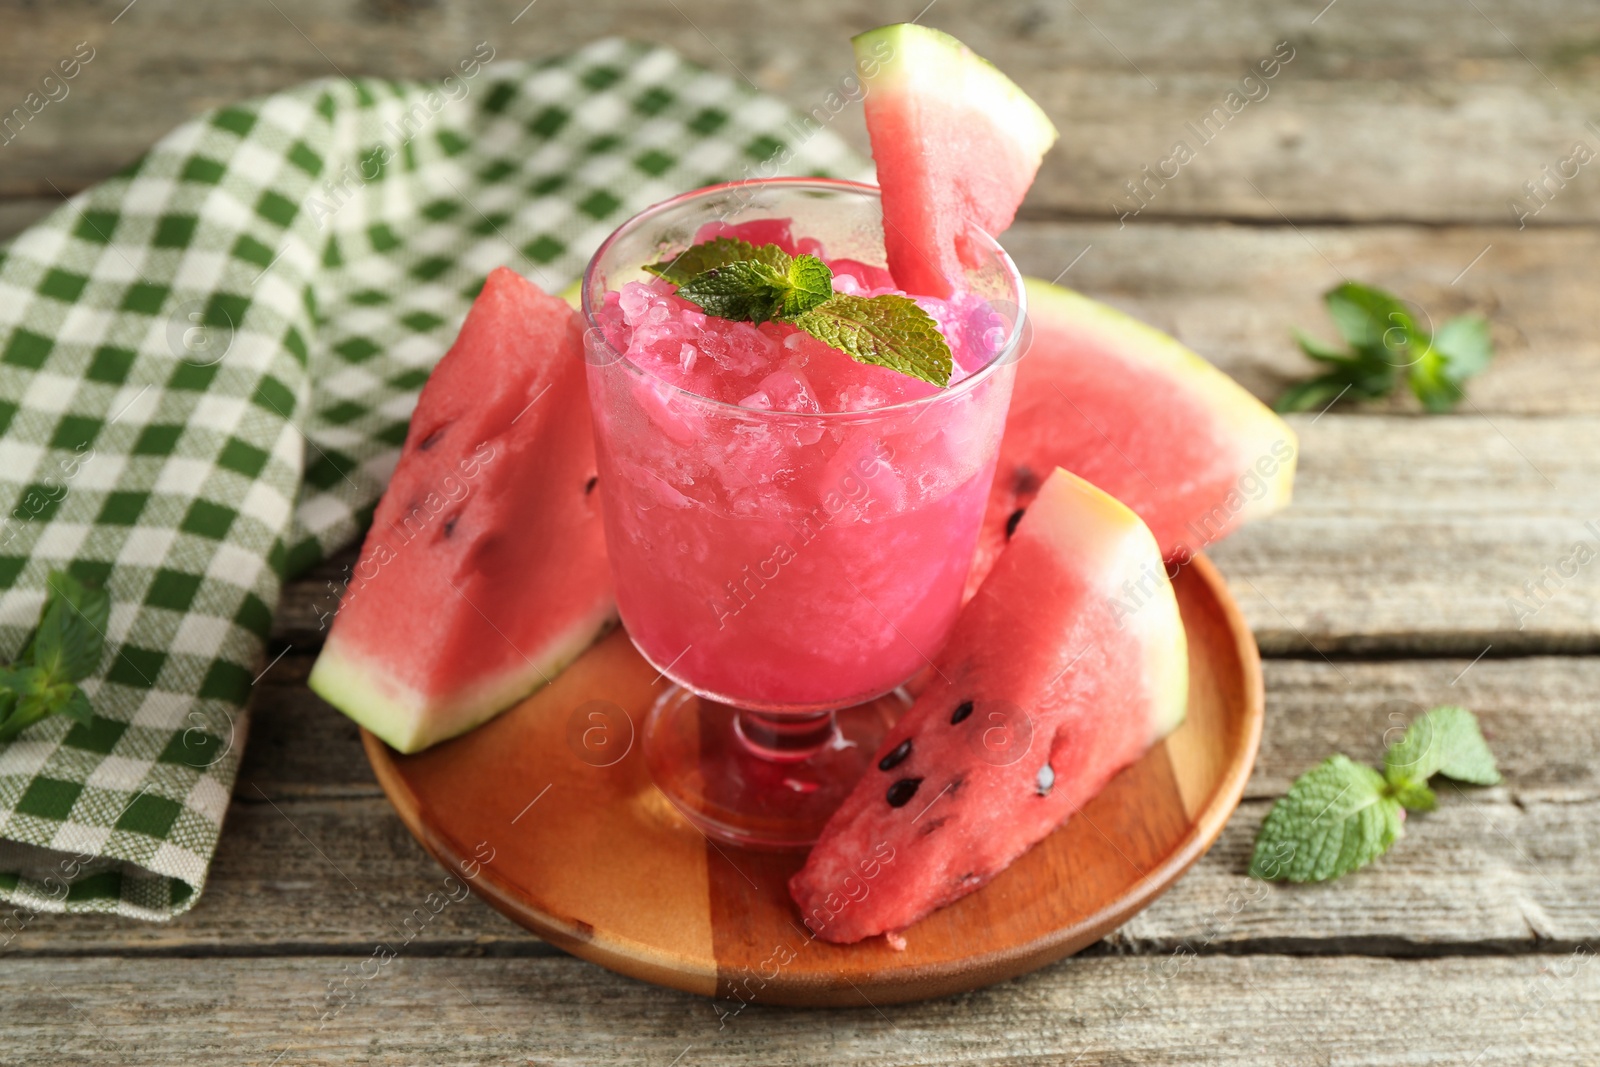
(734, 709, 838, 763)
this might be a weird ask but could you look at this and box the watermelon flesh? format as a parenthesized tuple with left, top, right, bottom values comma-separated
(791, 468, 1188, 944)
(854, 24, 1058, 299)
(309, 268, 615, 753)
(967, 278, 1297, 597)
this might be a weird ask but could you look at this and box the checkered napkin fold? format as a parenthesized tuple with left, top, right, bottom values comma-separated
(0, 38, 867, 919)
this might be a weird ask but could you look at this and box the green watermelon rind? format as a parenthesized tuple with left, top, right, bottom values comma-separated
(309, 605, 615, 754)
(1024, 277, 1298, 525)
(852, 23, 1059, 162)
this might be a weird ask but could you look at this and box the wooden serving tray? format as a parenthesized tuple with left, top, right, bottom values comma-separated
(363, 553, 1263, 1007)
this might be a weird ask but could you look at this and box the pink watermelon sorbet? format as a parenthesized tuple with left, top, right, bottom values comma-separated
(584, 215, 1019, 711)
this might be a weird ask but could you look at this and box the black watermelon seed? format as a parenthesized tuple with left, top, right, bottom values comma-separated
(1005, 507, 1026, 538)
(878, 738, 912, 771)
(442, 516, 459, 538)
(418, 424, 449, 451)
(1036, 764, 1055, 797)
(584, 475, 599, 495)
(886, 777, 922, 808)
(950, 700, 974, 725)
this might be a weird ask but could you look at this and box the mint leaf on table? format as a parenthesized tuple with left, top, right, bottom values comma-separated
(1410, 315, 1494, 413)
(1383, 704, 1501, 787)
(1251, 705, 1500, 882)
(1275, 282, 1493, 414)
(1324, 281, 1415, 358)
(653, 237, 954, 387)
(1387, 777, 1438, 813)
(1248, 755, 1403, 882)
(793, 294, 953, 387)
(0, 569, 109, 744)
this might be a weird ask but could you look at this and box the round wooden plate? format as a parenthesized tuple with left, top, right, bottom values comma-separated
(362, 553, 1263, 1007)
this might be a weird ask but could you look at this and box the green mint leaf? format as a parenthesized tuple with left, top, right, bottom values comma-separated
(1431, 315, 1494, 380)
(0, 571, 110, 743)
(1325, 282, 1417, 361)
(28, 570, 109, 684)
(1249, 755, 1403, 882)
(1283, 282, 1490, 415)
(56, 685, 94, 727)
(1273, 362, 1397, 414)
(1388, 776, 1438, 812)
(0, 666, 76, 743)
(793, 294, 953, 387)
(1274, 373, 1355, 414)
(1293, 330, 1357, 366)
(676, 259, 792, 324)
(1384, 705, 1501, 787)
(781, 254, 834, 317)
(1407, 345, 1466, 412)
(673, 248, 833, 324)
(643, 237, 787, 287)
(653, 239, 955, 387)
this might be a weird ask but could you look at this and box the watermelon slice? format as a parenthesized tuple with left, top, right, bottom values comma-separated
(968, 278, 1297, 596)
(309, 268, 615, 753)
(854, 24, 1058, 298)
(791, 468, 1187, 944)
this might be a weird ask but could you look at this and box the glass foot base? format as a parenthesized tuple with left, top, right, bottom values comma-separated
(643, 686, 909, 850)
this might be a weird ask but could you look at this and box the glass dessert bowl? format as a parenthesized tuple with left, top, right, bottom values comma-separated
(580, 177, 1025, 848)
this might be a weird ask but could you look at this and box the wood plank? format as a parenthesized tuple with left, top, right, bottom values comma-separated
(3, 953, 1595, 1064)
(1214, 415, 1600, 656)
(272, 415, 1600, 654)
(11, 658, 1597, 956)
(1002, 222, 1600, 417)
(4, 0, 1600, 223)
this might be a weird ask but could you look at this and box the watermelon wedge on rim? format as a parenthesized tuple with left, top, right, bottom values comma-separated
(853, 23, 1058, 298)
(309, 268, 615, 753)
(791, 467, 1188, 944)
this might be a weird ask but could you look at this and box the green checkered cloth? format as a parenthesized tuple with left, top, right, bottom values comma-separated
(0, 38, 868, 919)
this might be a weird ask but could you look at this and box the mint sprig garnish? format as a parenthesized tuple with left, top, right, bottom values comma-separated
(794, 293, 953, 387)
(1276, 282, 1494, 414)
(1250, 705, 1500, 882)
(0, 570, 109, 743)
(647, 238, 954, 387)
(675, 253, 834, 324)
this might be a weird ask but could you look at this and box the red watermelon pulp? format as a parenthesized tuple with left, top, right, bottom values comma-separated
(309, 268, 615, 753)
(968, 278, 1298, 596)
(854, 23, 1058, 298)
(791, 468, 1188, 944)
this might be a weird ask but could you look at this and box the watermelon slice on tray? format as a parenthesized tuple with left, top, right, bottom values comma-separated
(791, 467, 1188, 945)
(310, 268, 615, 753)
(967, 277, 1298, 596)
(854, 23, 1058, 298)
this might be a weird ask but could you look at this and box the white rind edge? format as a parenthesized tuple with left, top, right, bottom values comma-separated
(308, 602, 617, 754)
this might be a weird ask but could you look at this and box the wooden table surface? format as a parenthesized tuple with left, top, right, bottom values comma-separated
(5, 1, 1599, 1064)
